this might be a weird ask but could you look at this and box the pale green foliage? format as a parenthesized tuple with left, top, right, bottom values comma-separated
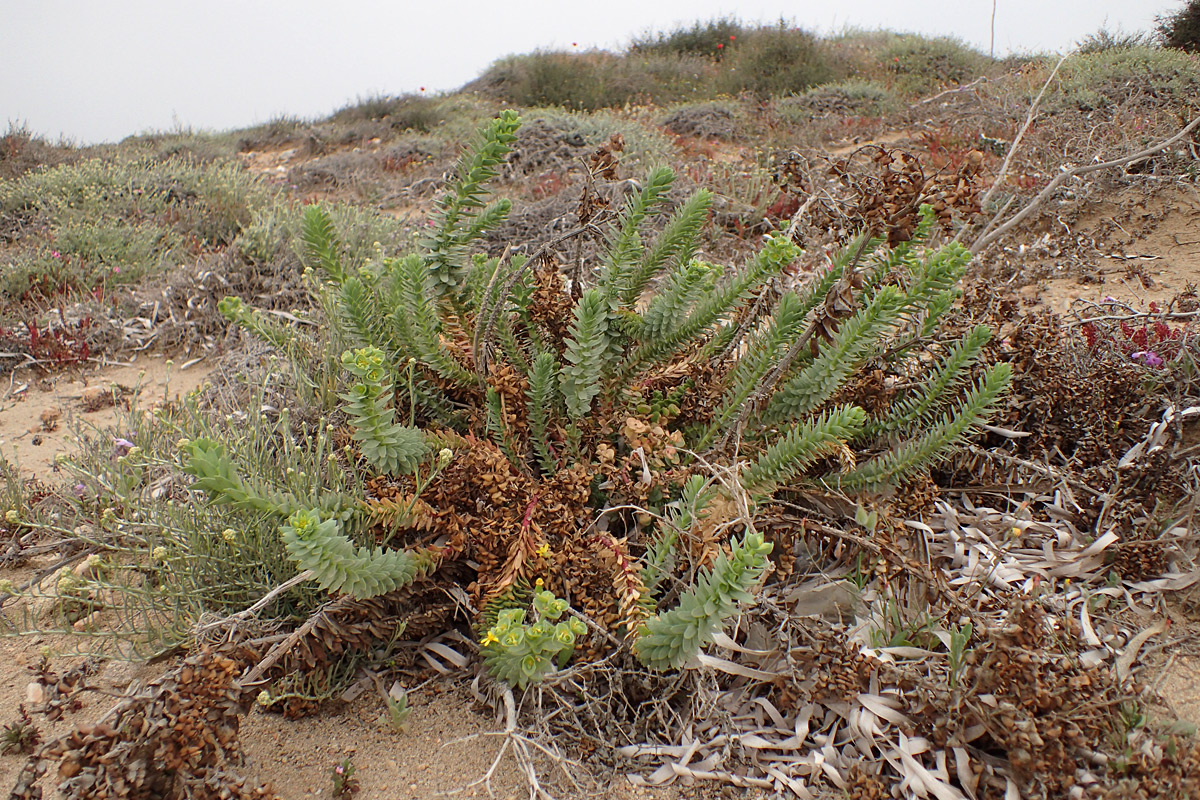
(0, 155, 264, 246)
(637, 259, 719, 343)
(526, 352, 560, 475)
(605, 169, 694, 278)
(634, 530, 773, 670)
(423, 110, 520, 291)
(868, 325, 993, 437)
(743, 406, 868, 493)
(340, 346, 427, 475)
(218, 296, 310, 361)
(480, 588, 588, 688)
(622, 232, 801, 379)
(764, 287, 905, 423)
(560, 289, 612, 419)
(622, 188, 713, 305)
(834, 362, 1013, 491)
(641, 475, 715, 595)
(280, 510, 438, 600)
(301, 204, 347, 284)
(181, 433, 437, 601)
(211, 113, 1013, 683)
(181, 437, 307, 517)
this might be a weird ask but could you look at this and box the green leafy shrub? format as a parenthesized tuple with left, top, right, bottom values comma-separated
(1158, 0, 1200, 52)
(776, 79, 900, 120)
(54, 219, 181, 280)
(1046, 47, 1200, 111)
(473, 50, 713, 110)
(233, 200, 413, 277)
(1076, 27, 1154, 54)
(719, 24, 836, 98)
(634, 530, 772, 669)
(0, 385, 370, 656)
(19, 111, 1007, 685)
(480, 584, 587, 688)
(0, 156, 267, 248)
(202, 110, 1009, 688)
(630, 17, 746, 57)
(880, 34, 992, 96)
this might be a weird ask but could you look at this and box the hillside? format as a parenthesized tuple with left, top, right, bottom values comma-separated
(1, 25, 1199, 800)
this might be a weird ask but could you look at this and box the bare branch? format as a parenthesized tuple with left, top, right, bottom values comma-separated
(970, 113, 1200, 254)
(977, 54, 1069, 215)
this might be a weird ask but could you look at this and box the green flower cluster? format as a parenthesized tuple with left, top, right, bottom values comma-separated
(480, 587, 587, 689)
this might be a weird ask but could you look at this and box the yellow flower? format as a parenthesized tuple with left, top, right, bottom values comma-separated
(4, 510, 17, 524)
(256, 690, 273, 707)
(535, 577, 545, 589)
(481, 630, 499, 646)
(222, 529, 237, 543)
(152, 546, 168, 561)
(535, 543, 550, 558)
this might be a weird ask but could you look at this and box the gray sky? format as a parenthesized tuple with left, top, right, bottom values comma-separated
(1, 0, 1177, 145)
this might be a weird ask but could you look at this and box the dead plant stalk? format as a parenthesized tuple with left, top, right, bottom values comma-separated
(970, 113, 1200, 254)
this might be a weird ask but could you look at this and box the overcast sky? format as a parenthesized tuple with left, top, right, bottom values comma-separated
(1, 0, 1179, 145)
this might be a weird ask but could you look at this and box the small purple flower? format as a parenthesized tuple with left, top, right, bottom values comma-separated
(72, 484, 87, 498)
(113, 438, 135, 457)
(1132, 351, 1165, 368)
(51, 251, 62, 259)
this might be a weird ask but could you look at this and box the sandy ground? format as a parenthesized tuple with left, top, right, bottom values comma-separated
(0, 355, 211, 479)
(1016, 183, 1200, 312)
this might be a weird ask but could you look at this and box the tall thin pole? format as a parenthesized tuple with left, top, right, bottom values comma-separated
(990, 0, 997, 58)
